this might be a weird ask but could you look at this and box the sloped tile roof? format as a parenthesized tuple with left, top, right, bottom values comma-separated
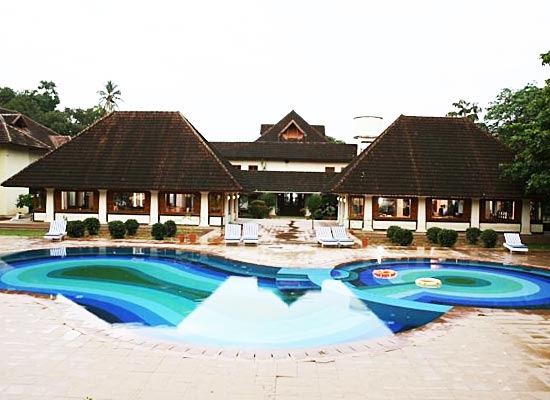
(256, 110, 328, 142)
(238, 170, 336, 193)
(212, 141, 357, 162)
(330, 115, 524, 198)
(3, 111, 243, 192)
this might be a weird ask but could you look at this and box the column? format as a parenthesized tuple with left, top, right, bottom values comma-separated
(417, 196, 427, 232)
(363, 195, 373, 231)
(520, 199, 531, 234)
(224, 194, 231, 225)
(45, 188, 55, 222)
(337, 196, 344, 225)
(98, 190, 107, 224)
(199, 191, 209, 227)
(342, 195, 349, 228)
(234, 194, 239, 221)
(149, 190, 159, 225)
(471, 198, 480, 228)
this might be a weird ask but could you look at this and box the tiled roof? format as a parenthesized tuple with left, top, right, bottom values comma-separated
(330, 116, 524, 198)
(0, 109, 68, 150)
(212, 142, 357, 162)
(256, 110, 328, 142)
(238, 170, 337, 193)
(3, 112, 243, 192)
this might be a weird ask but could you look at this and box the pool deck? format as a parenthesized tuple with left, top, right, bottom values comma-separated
(0, 227, 549, 399)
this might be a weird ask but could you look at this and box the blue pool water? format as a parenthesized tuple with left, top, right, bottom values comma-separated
(0, 248, 548, 348)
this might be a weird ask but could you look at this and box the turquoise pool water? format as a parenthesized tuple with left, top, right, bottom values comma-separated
(0, 248, 548, 348)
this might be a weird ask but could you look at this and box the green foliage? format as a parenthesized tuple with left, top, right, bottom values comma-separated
(446, 99, 485, 127)
(108, 221, 126, 239)
(465, 227, 481, 244)
(306, 194, 323, 219)
(392, 228, 414, 246)
(16, 194, 33, 210)
(426, 227, 442, 244)
(66, 220, 86, 238)
(124, 219, 139, 236)
(83, 217, 100, 235)
(151, 223, 166, 240)
(386, 225, 401, 241)
(437, 229, 458, 247)
(249, 200, 270, 218)
(480, 229, 498, 248)
(98, 81, 122, 112)
(325, 135, 346, 144)
(164, 220, 177, 237)
(259, 193, 277, 209)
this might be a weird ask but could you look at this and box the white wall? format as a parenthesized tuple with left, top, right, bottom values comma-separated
(426, 221, 471, 231)
(480, 223, 521, 233)
(56, 213, 99, 221)
(230, 160, 347, 172)
(373, 220, 417, 231)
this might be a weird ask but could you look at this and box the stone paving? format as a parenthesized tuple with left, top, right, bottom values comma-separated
(0, 222, 549, 399)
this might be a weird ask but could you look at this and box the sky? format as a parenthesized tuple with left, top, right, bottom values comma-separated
(2, 0, 549, 142)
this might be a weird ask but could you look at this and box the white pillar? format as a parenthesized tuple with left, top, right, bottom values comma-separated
(45, 188, 55, 222)
(417, 196, 427, 233)
(98, 190, 107, 224)
(234, 194, 239, 221)
(520, 199, 531, 234)
(150, 190, 159, 225)
(471, 198, 480, 228)
(337, 196, 344, 225)
(363, 195, 373, 231)
(343, 195, 349, 228)
(200, 191, 209, 227)
(224, 194, 231, 225)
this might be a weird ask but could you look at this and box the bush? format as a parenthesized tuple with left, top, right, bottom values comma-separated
(108, 220, 126, 239)
(249, 200, 270, 219)
(437, 229, 458, 247)
(426, 227, 442, 244)
(480, 229, 498, 248)
(124, 219, 139, 236)
(66, 220, 86, 238)
(259, 193, 277, 210)
(16, 194, 33, 210)
(465, 227, 481, 244)
(392, 228, 414, 246)
(386, 225, 401, 242)
(151, 222, 166, 240)
(83, 217, 100, 235)
(164, 220, 177, 237)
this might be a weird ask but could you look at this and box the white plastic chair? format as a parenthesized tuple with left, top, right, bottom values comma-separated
(43, 220, 67, 241)
(224, 223, 242, 245)
(315, 226, 338, 247)
(331, 226, 355, 247)
(242, 223, 259, 245)
(503, 233, 528, 253)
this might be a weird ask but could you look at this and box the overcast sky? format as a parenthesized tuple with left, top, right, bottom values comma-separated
(2, 0, 549, 142)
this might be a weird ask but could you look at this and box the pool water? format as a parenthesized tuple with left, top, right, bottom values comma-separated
(0, 248, 548, 349)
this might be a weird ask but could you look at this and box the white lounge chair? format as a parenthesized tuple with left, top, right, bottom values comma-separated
(242, 223, 259, 245)
(224, 223, 241, 245)
(315, 226, 339, 247)
(43, 220, 67, 241)
(503, 233, 528, 253)
(331, 226, 355, 247)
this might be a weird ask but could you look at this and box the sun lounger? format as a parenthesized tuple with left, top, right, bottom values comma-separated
(224, 223, 241, 245)
(242, 223, 259, 245)
(331, 226, 355, 247)
(315, 226, 339, 247)
(503, 233, 528, 253)
(43, 220, 67, 241)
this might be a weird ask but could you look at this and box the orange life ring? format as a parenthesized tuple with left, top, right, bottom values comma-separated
(372, 269, 397, 279)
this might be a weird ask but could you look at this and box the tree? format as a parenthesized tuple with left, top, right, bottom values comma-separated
(446, 99, 483, 123)
(326, 135, 346, 144)
(98, 81, 122, 113)
(484, 51, 550, 198)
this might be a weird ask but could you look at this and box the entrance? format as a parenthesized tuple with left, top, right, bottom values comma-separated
(277, 193, 305, 216)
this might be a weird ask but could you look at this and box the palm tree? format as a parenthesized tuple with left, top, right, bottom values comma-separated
(98, 81, 122, 113)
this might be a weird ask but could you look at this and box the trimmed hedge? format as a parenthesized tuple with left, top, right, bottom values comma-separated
(108, 221, 126, 239)
(83, 217, 100, 235)
(426, 227, 442, 244)
(164, 220, 177, 237)
(249, 200, 270, 219)
(124, 219, 139, 236)
(67, 220, 86, 238)
(465, 227, 481, 244)
(151, 223, 166, 240)
(480, 229, 498, 248)
(392, 228, 414, 246)
(386, 225, 401, 242)
(437, 229, 458, 247)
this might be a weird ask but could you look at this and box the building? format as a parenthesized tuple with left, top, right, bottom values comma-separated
(0, 107, 68, 217)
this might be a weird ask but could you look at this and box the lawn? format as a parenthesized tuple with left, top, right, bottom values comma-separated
(0, 229, 46, 237)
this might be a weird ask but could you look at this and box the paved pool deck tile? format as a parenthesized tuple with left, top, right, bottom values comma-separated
(0, 231, 548, 399)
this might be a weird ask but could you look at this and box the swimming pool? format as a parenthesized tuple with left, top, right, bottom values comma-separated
(0, 247, 548, 348)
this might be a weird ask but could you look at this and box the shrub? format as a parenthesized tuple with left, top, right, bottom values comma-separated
(108, 220, 126, 239)
(66, 220, 86, 238)
(306, 194, 323, 219)
(151, 222, 166, 240)
(386, 225, 401, 242)
(83, 217, 100, 235)
(124, 219, 139, 236)
(465, 227, 481, 244)
(392, 228, 414, 246)
(480, 229, 498, 248)
(249, 200, 270, 219)
(16, 193, 33, 210)
(426, 227, 442, 244)
(164, 220, 177, 237)
(259, 193, 277, 210)
(437, 229, 458, 247)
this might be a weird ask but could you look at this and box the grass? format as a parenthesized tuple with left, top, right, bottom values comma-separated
(0, 229, 46, 237)
(528, 243, 550, 250)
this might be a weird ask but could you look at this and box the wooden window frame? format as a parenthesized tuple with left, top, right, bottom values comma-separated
(480, 199, 521, 223)
(426, 198, 471, 222)
(348, 196, 364, 220)
(159, 192, 201, 216)
(31, 188, 46, 212)
(208, 192, 224, 216)
(108, 191, 150, 215)
(373, 196, 417, 221)
(54, 190, 99, 213)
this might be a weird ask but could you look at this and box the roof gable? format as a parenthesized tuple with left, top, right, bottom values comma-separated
(330, 115, 524, 198)
(0, 110, 68, 150)
(256, 110, 328, 142)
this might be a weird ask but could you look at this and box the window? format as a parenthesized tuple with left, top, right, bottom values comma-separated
(111, 192, 148, 213)
(325, 167, 335, 173)
(31, 189, 46, 212)
(349, 196, 364, 219)
(234, 165, 241, 170)
(208, 193, 224, 215)
(248, 165, 258, 171)
(375, 197, 412, 219)
(530, 201, 542, 223)
(161, 193, 200, 215)
(429, 199, 468, 221)
(58, 191, 97, 212)
(482, 200, 518, 222)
